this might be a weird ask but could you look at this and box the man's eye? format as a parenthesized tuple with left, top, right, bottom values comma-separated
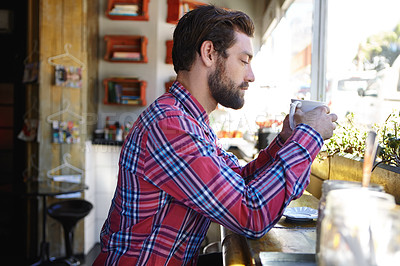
(241, 60, 249, 65)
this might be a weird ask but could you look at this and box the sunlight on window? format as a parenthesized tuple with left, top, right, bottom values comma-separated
(210, 0, 400, 144)
(210, 0, 314, 145)
(326, 0, 400, 128)
(244, 0, 313, 133)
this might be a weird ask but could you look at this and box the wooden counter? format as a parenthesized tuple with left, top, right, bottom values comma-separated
(221, 192, 319, 266)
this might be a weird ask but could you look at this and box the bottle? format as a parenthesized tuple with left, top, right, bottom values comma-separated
(115, 122, 123, 141)
(104, 116, 110, 140)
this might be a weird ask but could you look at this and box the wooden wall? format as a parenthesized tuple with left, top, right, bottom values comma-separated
(37, 0, 98, 257)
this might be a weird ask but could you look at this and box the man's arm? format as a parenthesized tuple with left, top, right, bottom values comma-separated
(143, 115, 323, 238)
(218, 133, 284, 183)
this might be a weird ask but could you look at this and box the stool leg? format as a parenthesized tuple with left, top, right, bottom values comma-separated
(63, 224, 75, 259)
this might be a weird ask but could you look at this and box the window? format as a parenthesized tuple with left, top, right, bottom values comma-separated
(246, 0, 314, 126)
(252, 0, 400, 128)
(210, 0, 315, 142)
(210, 0, 400, 141)
(325, 0, 400, 126)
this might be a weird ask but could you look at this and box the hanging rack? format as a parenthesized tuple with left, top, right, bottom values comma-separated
(23, 154, 40, 181)
(46, 100, 85, 124)
(47, 43, 86, 70)
(47, 153, 83, 178)
(24, 40, 40, 64)
(23, 97, 39, 119)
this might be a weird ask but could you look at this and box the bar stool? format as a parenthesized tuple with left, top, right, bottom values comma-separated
(47, 199, 93, 265)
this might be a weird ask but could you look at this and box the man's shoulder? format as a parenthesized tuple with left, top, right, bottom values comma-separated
(140, 93, 188, 125)
(157, 93, 185, 115)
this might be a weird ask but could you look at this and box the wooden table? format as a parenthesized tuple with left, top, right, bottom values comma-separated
(221, 192, 319, 266)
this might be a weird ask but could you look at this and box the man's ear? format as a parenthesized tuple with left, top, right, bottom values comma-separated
(200, 40, 217, 68)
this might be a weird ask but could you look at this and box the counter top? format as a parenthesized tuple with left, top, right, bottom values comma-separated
(25, 180, 88, 196)
(92, 138, 123, 146)
(221, 192, 319, 266)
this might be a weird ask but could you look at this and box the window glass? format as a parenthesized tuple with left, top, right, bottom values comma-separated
(210, 0, 315, 145)
(247, 0, 314, 127)
(326, 0, 400, 127)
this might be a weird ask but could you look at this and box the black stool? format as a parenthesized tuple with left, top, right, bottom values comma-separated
(47, 199, 93, 266)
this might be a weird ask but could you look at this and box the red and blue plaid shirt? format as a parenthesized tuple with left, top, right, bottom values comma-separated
(95, 81, 323, 265)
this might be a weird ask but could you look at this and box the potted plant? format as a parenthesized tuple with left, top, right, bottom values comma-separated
(317, 111, 399, 168)
(310, 111, 400, 203)
(375, 111, 400, 169)
(321, 112, 367, 160)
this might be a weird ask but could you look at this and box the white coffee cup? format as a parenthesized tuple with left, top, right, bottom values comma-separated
(289, 99, 326, 130)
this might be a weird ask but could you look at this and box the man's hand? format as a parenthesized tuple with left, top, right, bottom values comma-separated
(293, 106, 337, 140)
(279, 115, 293, 143)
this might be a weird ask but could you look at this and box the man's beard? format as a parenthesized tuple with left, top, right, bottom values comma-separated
(208, 57, 247, 110)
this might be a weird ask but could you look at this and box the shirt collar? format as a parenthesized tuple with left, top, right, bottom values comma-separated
(169, 80, 210, 125)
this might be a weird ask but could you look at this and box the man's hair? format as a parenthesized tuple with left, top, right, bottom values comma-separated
(172, 5, 254, 73)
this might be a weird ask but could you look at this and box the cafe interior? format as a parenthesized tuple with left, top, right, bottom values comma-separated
(1, 0, 400, 265)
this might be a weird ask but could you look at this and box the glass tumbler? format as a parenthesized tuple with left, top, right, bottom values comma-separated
(318, 188, 396, 266)
(316, 180, 383, 257)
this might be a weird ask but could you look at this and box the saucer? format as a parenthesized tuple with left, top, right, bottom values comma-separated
(283, 207, 318, 222)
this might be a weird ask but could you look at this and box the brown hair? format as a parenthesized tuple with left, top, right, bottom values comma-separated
(172, 5, 254, 73)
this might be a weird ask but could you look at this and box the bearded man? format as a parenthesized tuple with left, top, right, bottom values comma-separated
(94, 5, 337, 266)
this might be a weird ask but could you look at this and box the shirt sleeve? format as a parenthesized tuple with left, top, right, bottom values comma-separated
(143, 115, 323, 239)
(218, 133, 285, 184)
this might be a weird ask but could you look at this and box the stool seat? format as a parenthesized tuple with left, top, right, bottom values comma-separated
(47, 199, 93, 266)
(48, 199, 92, 225)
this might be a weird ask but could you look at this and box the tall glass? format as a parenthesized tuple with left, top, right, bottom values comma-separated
(318, 188, 397, 266)
(316, 180, 383, 257)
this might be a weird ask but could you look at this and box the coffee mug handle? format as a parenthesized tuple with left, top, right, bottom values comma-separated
(289, 101, 302, 130)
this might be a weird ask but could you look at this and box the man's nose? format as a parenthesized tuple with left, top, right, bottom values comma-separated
(246, 64, 255, 83)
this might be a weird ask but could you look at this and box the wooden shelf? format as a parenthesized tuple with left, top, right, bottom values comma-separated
(167, 0, 206, 24)
(106, 0, 150, 21)
(103, 77, 147, 106)
(165, 40, 173, 64)
(104, 35, 148, 63)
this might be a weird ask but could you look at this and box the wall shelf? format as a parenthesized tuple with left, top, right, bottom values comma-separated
(104, 35, 148, 63)
(106, 0, 150, 21)
(103, 77, 147, 106)
(165, 40, 173, 64)
(166, 0, 206, 24)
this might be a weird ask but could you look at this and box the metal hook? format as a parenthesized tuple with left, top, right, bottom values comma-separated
(24, 39, 40, 64)
(64, 43, 72, 54)
(62, 99, 71, 110)
(63, 153, 72, 164)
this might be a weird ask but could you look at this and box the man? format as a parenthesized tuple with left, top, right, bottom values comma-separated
(94, 5, 337, 265)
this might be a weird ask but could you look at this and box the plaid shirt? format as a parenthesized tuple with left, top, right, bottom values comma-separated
(95, 81, 323, 265)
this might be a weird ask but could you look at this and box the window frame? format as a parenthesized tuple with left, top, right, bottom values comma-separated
(310, 0, 327, 102)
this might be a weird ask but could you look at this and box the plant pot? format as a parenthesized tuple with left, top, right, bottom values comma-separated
(310, 154, 400, 204)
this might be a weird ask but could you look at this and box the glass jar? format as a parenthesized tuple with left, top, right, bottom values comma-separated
(318, 188, 396, 266)
(316, 180, 383, 258)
